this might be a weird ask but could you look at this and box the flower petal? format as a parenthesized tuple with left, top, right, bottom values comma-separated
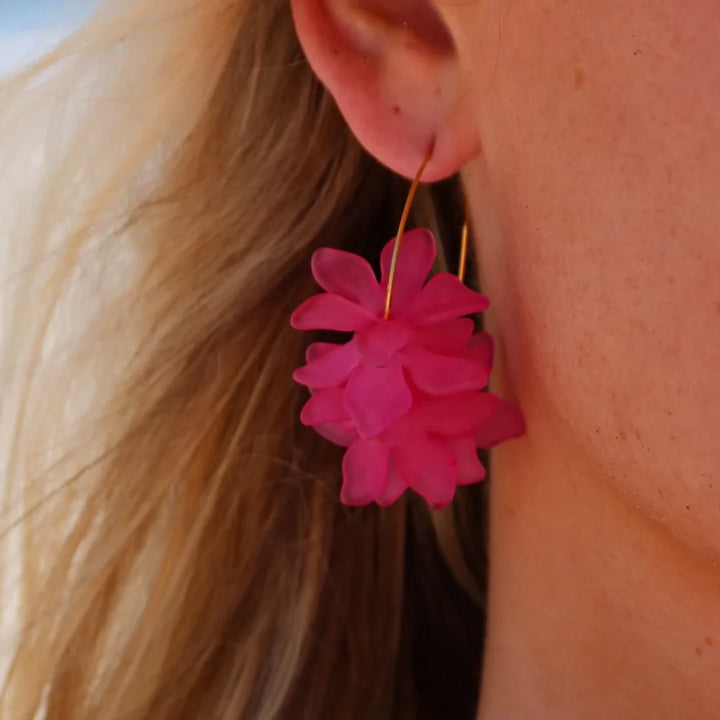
(404, 346, 489, 396)
(356, 321, 412, 367)
(395, 435, 457, 508)
(447, 438, 487, 485)
(314, 421, 359, 448)
(341, 438, 389, 505)
(376, 453, 408, 506)
(405, 273, 490, 325)
(380, 228, 437, 316)
(413, 318, 475, 354)
(311, 248, 384, 315)
(379, 404, 422, 446)
(306, 342, 336, 363)
(291, 293, 375, 331)
(463, 331, 494, 371)
(475, 396, 526, 447)
(414, 392, 499, 437)
(300, 388, 349, 426)
(294, 340, 360, 389)
(344, 360, 413, 438)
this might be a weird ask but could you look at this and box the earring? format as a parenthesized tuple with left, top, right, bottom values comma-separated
(290, 153, 524, 509)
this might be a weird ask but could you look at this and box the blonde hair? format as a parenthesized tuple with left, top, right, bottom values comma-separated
(0, 1, 488, 717)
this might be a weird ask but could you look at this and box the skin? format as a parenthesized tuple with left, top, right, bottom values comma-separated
(291, 0, 720, 717)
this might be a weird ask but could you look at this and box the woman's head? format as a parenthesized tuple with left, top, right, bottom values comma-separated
(1, 0, 718, 718)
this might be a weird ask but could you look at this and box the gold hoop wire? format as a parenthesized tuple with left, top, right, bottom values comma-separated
(383, 156, 470, 319)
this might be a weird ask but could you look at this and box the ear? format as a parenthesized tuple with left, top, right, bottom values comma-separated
(290, 0, 481, 181)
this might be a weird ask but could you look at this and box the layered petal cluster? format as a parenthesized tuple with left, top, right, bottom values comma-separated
(291, 229, 524, 508)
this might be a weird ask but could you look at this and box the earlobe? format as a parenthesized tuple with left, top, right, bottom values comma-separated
(290, 0, 481, 181)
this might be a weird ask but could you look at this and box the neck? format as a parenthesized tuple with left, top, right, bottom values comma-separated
(477, 416, 720, 720)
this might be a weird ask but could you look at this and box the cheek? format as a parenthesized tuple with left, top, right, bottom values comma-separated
(470, 0, 720, 551)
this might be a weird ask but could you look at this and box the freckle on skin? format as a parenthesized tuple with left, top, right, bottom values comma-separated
(705, 636, 714, 647)
(392, 105, 401, 115)
(695, 646, 703, 657)
(573, 67, 585, 89)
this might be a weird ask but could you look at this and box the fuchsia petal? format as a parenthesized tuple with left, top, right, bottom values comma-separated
(341, 438, 389, 505)
(380, 229, 436, 315)
(376, 456, 408, 507)
(414, 392, 499, 437)
(404, 346, 489, 396)
(344, 360, 413, 438)
(379, 404, 422, 446)
(314, 421, 359, 448)
(405, 274, 490, 325)
(300, 389, 349, 426)
(290, 293, 375, 331)
(475, 395, 526, 447)
(311, 248, 385, 315)
(356, 321, 412, 367)
(448, 438, 487, 485)
(413, 318, 475, 354)
(395, 436, 457, 508)
(463, 331, 494, 371)
(294, 340, 360, 389)
(305, 342, 337, 363)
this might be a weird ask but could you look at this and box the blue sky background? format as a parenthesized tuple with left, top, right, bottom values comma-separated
(0, 0, 94, 29)
(0, 1, 95, 72)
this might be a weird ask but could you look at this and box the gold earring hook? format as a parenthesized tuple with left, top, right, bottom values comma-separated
(458, 197, 469, 284)
(384, 152, 432, 319)
(383, 154, 470, 319)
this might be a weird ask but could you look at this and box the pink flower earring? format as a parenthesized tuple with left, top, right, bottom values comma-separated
(290, 154, 525, 508)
